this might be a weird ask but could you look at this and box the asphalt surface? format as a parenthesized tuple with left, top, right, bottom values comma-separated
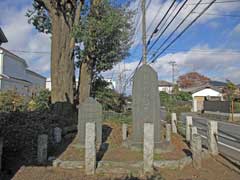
(180, 113, 240, 162)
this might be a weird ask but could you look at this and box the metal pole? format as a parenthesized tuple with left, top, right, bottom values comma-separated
(169, 61, 176, 85)
(142, 0, 147, 64)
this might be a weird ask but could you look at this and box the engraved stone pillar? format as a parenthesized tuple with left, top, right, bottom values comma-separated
(207, 121, 218, 155)
(122, 124, 128, 141)
(186, 116, 193, 142)
(166, 124, 171, 142)
(144, 123, 154, 173)
(0, 137, 3, 171)
(171, 113, 177, 133)
(85, 122, 96, 175)
(192, 134, 202, 169)
(53, 127, 62, 143)
(37, 134, 48, 164)
(132, 64, 162, 149)
(78, 97, 102, 147)
(190, 126, 198, 147)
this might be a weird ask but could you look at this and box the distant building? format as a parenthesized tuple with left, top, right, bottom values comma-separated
(0, 28, 8, 46)
(0, 47, 46, 96)
(158, 80, 173, 94)
(182, 84, 223, 112)
(104, 78, 116, 90)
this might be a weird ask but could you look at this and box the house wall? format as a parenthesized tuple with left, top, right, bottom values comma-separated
(158, 86, 173, 94)
(0, 49, 46, 96)
(2, 53, 26, 80)
(192, 88, 222, 98)
(26, 70, 46, 95)
(0, 52, 29, 95)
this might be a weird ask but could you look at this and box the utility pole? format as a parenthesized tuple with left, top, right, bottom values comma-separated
(142, 0, 147, 64)
(169, 61, 176, 85)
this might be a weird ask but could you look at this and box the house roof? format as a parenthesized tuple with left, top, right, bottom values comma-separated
(209, 80, 227, 87)
(159, 80, 173, 87)
(0, 47, 28, 67)
(0, 28, 8, 44)
(26, 69, 46, 80)
(182, 84, 222, 94)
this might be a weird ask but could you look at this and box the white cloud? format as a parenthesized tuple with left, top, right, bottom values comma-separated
(103, 46, 240, 94)
(0, 3, 51, 76)
(233, 23, 240, 33)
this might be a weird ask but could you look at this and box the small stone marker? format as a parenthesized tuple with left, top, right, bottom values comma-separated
(190, 126, 198, 147)
(186, 116, 193, 142)
(166, 124, 171, 142)
(85, 122, 96, 175)
(53, 127, 62, 143)
(122, 124, 128, 141)
(78, 97, 102, 147)
(37, 134, 48, 164)
(171, 113, 177, 133)
(0, 137, 3, 171)
(192, 134, 202, 169)
(144, 123, 154, 173)
(207, 121, 218, 155)
(132, 64, 162, 149)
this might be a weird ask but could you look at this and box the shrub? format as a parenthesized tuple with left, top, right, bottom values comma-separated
(0, 90, 25, 112)
(28, 89, 51, 111)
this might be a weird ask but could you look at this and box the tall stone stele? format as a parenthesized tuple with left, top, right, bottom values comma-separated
(132, 64, 162, 149)
(77, 97, 102, 147)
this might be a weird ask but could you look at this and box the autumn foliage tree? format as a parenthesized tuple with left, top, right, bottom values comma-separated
(177, 72, 210, 88)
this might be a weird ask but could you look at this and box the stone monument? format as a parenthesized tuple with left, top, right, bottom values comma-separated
(132, 64, 162, 149)
(78, 97, 102, 147)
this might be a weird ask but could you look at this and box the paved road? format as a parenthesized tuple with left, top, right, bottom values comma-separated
(180, 113, 240, 162)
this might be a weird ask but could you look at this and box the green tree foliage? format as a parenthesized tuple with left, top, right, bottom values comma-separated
(28, 89, 51, 111)
(92, 77, 127, 112)
(74, 0, 133, 74)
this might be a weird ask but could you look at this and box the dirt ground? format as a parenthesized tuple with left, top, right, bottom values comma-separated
(12, 156, 240, 180)
(9, 121, 240, 180)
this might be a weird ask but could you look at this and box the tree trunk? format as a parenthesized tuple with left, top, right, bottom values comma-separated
(79, 57, 92, 104)
(51, 15, 75, 114)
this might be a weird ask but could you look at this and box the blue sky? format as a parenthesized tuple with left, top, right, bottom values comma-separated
(1, 0, 240, 93)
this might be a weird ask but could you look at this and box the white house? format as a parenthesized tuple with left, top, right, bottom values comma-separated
(0, 47, 46, 96)
(183, 85, 223, 112)
(158, 80, 173, 94)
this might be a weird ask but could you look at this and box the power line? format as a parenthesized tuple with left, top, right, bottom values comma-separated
(8, 50, 50, 54)
(147, 0, 177, 47)
(150, 0, 217, 63)
(151, 1, 181, 45)
(149, 0, 203, 61)
(147, 0, 189, 51)
(192, 11, 240, 18)
(146, 1, 165, 33)
(146, 0, 153, 10)
(186, 0, 240, 5)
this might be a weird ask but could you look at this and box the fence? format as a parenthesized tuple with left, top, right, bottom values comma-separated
(204, 101, 240, 113)
(179, 113, 240, 163)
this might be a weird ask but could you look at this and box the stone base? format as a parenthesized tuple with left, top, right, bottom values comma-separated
(123, 138, 174, 154)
